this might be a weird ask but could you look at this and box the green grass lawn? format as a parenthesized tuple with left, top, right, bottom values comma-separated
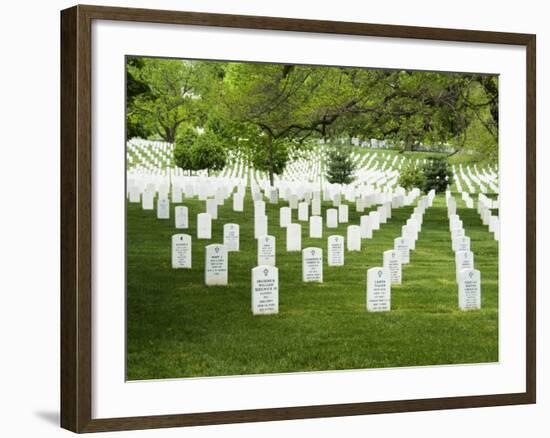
(126, 192, 498, 380)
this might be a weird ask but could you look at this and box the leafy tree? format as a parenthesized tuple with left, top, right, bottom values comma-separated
(126, 57, 153, 140)
(326, 148, 357, 184)
(421, 157, 453, 193)
(191, 131, 227, 175)
(398, 164, 427, 190)
(173, 128, 198, 174)
(127, 58, 210, 142)
(174, 129, 227, 176)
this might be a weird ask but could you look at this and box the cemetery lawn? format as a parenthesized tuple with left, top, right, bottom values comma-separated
(126, 194, 498, 380)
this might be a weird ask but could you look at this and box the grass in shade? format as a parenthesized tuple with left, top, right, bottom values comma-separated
(126, 193, 498, 380)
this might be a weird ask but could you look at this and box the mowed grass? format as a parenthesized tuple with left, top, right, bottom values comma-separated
(126, 193, 498, 380)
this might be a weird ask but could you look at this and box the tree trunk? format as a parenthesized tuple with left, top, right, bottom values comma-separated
(268, 133, 275, 187)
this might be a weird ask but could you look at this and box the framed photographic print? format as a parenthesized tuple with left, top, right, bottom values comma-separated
(60, 4, 536, 433)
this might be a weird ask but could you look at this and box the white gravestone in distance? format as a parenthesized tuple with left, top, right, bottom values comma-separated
(453, 236, 471, 253)
(327, 235, 344, 267)
(175, 206, 189, 229)
(369, 211, 380, 230)
(302, 247, 323, 282)
(366, 267, 391, 312)
(455, 250, 474, 282)
(251, 265, 279, 315)
(254, 200, 266, 217)
(254, 214, 268, 239)
(338, 204, 349, 223)
(326, 208, 338, 228)
(286, 223, 302, 252)
(312, 198, 321, 216)
(298, 202, 309, 221)
(347, 225, 361, 251)
(289, 194, 298, 209)
(233, 193, 244, 212)
(157, 197, 170, 219)
(458, 268, 481, 310)
(206, 198, 218, 220)
(142, 190, 154, 210)
(257, 235, 276, 266)
(197, 213, 212, 239)
(280, 206, 291, 228)
(223, 223, 240, 252)
(394, 237, 410, 264)
(129, 186, 140, 203)
(205, 244, 228, 286)
(360, 215, 373, 239)
(309, 216, 323, 238)
(171, 234, 191, 269)
(383, 249, 402, 285)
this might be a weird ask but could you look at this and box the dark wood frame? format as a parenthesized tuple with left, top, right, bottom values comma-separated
(60, 4, 536, 433)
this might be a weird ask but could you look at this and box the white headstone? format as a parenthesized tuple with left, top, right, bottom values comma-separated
(206, 198, 218, 220)
(171, 234, 191, 269)
(286, 223, 302, 252)
(302, 247, 323, 282)
(366, 267, 391, 312)
(157, 197, 170, 219)
(254, 214, 268, 239)
(455, 250, 474, 282)
(327, 235, 344, 267)
(223, 223, 240, 252)
(309, 216, 323, 238)
(383, 249, 402, 285)
(347, 225, 361, 251)
(197, 213, 212, 239)
(369, 211, 380, 230)
(233, 193, 244, 212)
(175, 206, 189, 229)
(360, 215, 372, 239)
(298, 202, 309, 221)
(257, 235, 276, 266)
(142, 189, 154, 210)
(251, 265, 279, 315)
(326, 208, 338, 228)
(312, 198, 321, 216)
(205, 244, 228, 286)
(458, 268, 481, 310)
(279, 206, 291, 228)
(338, 204, 349, 223)
(129, 186, 140, 203)
(453, 236, 471, 253)
(254, 200, 266, 217)
(394, 237, 410, 264)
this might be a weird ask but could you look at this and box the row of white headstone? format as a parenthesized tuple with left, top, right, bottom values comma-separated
(447, 196, 481, 310)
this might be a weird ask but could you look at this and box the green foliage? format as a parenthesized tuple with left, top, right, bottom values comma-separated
(174, 129, 227, 174)
(326, 148, 357, 184)
(192, 131, 227, 173)
(127, 56, 499, 166)
(422, 157, 454, 193)
(398, 164, 427, 190)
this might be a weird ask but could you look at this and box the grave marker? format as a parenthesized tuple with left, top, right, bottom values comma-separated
(171, 234, 191, 269)
(205, 244, 228, 286)
(366, 267, 391, 312)
(302, 247, 323, 282)
(251, 265, 279, 315)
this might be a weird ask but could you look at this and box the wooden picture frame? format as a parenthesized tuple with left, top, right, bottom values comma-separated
(60, 4, 536, 433)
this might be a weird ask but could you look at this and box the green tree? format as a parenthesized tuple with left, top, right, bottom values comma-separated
(127, 58, 209, 143)
(326, 148, 357, 184)
(422, 157, 453, 193)
(173, 129, 227, 176)
(398, 164, 427, 190)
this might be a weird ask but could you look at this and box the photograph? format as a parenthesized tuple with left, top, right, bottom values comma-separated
(125, 56, 500, 380)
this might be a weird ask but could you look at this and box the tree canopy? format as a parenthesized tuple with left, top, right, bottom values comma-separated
(127, 57, 499, 177)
